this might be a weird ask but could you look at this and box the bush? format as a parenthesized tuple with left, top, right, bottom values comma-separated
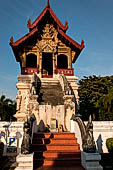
(0, 142, 4, 157)
(106, 138, 113, 154)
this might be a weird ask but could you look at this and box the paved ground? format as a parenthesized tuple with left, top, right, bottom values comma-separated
(36, 166, 85, 170)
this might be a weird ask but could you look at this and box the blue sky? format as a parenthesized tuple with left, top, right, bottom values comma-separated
(0, 0, 113, 99)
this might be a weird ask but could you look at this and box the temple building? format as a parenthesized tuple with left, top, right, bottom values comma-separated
(10, 0, 84, 132)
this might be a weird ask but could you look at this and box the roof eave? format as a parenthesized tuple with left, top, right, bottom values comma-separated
(27, 4, 68, 32)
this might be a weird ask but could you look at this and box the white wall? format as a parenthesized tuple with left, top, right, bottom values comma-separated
(92, 121, 113, 153)
(71, 120, 82, 150)
(71, 120, 113, 153)
(38, 105, 65, 128)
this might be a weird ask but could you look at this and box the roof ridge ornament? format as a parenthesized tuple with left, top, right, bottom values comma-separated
(65, 20, 68, 30)
(27, 19, 31, 28)
(81, 40, 85, 49)
(46, 0, 50, 8)
(10, 36, 14, 46)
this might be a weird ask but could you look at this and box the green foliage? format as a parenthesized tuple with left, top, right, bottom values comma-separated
(0, 95, 16, 121)
(78, 75, 113, 121)
(106, 138, 113, 154)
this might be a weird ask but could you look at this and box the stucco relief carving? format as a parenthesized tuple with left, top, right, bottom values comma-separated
(30, 73, 37, 95)
(16, 95, 22, 113)
(29, 95, 40, 124)
(63, 95, 75, 131)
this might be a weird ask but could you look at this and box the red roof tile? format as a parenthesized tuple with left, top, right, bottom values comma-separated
(10, 27, 38, 47)
(58, 29, 85, 50)
(27, 1, 68, 31)
(10, 0, 84, 56)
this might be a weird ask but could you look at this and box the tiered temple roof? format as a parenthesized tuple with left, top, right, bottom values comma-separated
(10, 0, 84, 63)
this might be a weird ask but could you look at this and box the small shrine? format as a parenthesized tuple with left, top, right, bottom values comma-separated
(10, 0, 84, 132)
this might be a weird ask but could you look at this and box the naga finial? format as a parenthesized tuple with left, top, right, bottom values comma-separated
(10, 36, 14, 45)
(46, 0, 50, 8)
(81, 39, 85, 49)
(27, 18, 31, 28)
(65, 20, 69, 30)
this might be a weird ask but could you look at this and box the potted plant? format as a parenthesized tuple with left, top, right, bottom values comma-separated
(106, 138, 113, 154)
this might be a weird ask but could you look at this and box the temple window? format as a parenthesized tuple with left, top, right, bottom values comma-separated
(57, 54, 68, 69)
(26, 54, 37, 68)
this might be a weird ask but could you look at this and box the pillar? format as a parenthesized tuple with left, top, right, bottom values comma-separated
(53, 51, 56, 75)
(39, 52, 42, 76)
(37, 51, 40, 69)
(21, 52, 26, 67)
(68, 48, 72, 69)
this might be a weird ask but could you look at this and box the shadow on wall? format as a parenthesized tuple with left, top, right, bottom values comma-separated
(96, 134, 103, 153)
(37, 120, 50, 132)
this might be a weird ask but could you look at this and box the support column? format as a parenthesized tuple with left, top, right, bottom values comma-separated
(68, 48, 72, 69)
(39, 52, 42, 77)
(55, 54, 57, 67)
(53, 51, 56, 75)
(21, 52, 26, 68)
(37, 51, 40, 69)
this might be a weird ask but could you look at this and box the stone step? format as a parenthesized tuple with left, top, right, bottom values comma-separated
(32, 138, 77, 144)
(35, 166, 85, 170)
(32, 143, 79, 151)
(33, 133, 75, 139)
(33, 132, 82, 169)
(34, 150, 81, 159)
(38, 81, 64, 105)
(15, 167, 32, 170)
(41, 78, 59, 86)
(34, 157, 81, 167)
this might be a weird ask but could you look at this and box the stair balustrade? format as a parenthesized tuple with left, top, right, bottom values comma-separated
(59, 74, 72, 96)
(71, 114, 96, 153)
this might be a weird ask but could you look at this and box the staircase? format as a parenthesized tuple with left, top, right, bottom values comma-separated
(38, 78, 64, 106)
(32, 132, 84, 170)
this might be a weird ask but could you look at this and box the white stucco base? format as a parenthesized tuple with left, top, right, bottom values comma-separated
(38, 105, 65, 128)
(81, 152, 103, 170)
(70, 119, 82, 150)
(15, 153, 33, 170)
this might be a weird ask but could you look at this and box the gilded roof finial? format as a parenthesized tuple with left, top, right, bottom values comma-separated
(46, 0, 50, 8)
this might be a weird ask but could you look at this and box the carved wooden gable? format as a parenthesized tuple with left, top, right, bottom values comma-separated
(37, 24, 58, 53)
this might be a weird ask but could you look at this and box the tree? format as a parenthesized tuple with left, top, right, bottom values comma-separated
(0, 95, 16, 121)
(78, 75, 113, 121)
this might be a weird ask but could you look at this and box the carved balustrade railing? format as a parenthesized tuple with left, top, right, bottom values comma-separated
(59, 74, 72, 95)
(71, 114, 96, 153)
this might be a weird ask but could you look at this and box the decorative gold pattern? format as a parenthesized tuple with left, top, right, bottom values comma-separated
(20, 24, 74, 69)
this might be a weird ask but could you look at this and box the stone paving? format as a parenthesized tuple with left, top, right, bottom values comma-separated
(37, 166, 85, 170)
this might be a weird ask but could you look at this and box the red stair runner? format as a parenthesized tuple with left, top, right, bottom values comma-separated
(32, 132, 84, 170)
